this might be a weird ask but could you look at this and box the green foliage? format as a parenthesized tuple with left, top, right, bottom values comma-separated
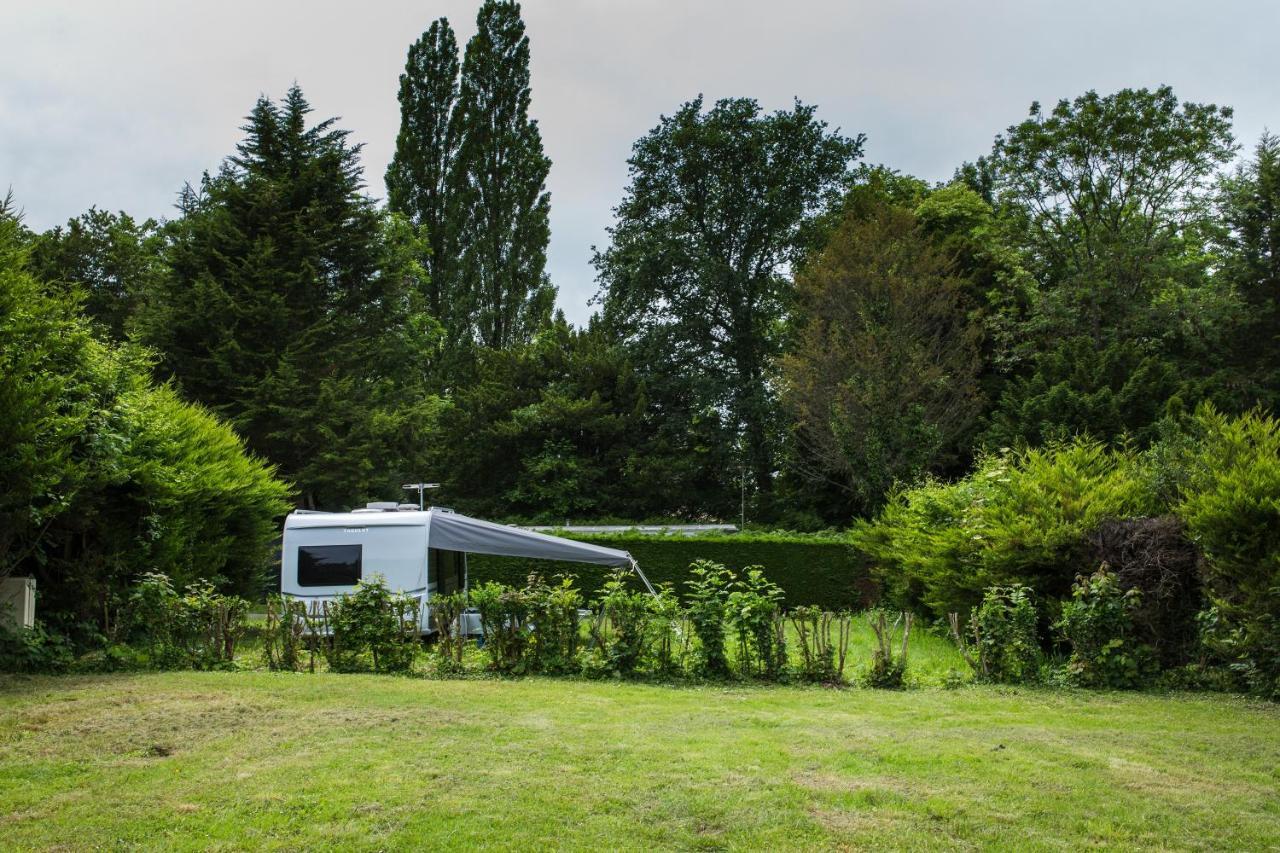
(1056, 568, 1153, 689)
(139, 85, 442, 510)
(470, 580, 531, 673)
(854, 439, 1156, 618)
(386, 17, 465, 351)
(594, 94, 863, 502)
(29, 208, 163, 341)
(451, 0, 554, 348)
(262, 595, 309, 672)
(684, 561, 733, 678)
(727, 568, 786, 679)
(126, 572, 249, 670)
(949, 585, 1042, 685)
(429, 590, 469, 673)
(1214, 131, 1280, 413)
(782, 201, 984, 516)
(789, 606, 851, 684)
(1173, 405, 1280, 698)
(644, 584, 688, 678)
(525, 574, 583, 674)
(863, 609, 913, 689)
(0, 199, 290, 642)
(469, 530, 868, 611)
(983, 86, 1240, 448)
(428, 318, 658, 521)
(586, 571, 652, 677)
(0, 620, 74, 674)
(318, 576, 420, 674)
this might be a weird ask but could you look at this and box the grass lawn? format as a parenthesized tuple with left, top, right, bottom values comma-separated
(1, 672, 1278, 850)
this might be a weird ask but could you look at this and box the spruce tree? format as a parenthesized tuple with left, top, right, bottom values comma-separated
(386, 18, 463, 337)
(451, 0, 554, 349)
(141, 86, 437, 508)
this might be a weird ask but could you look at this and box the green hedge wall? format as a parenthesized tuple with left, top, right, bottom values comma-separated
(467, 532, 874, 611)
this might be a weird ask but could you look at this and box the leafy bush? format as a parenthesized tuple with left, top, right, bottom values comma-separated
(470, 581, 531, 674)
(469, 531, 870, 611)
(586, 572, 652, 677)
(0, 205, 291, 646)
(854, 440, 1157, 618)
(727, 568, 786, 679)
(429, 590, 470, 673)
(949, 585, 1041, 684)
(864, 610, 913, 688)
(1171, 406, 1280, 699)
(525, 574, 583, 674)
(1087, 517, 1201, 667)
(1056, 568, 1154, 689)
(263, 595, 309, 672)
(0, 620, 74, 673)
(645, 584, 689, 677)
(685, 560, 733, 678)
(126, 572, 248, 670)
(315, 576, 420, 674)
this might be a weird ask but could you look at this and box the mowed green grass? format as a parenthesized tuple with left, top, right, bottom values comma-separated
(2, 673, 1278, 851)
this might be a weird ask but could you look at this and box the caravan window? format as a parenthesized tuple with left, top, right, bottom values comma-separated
(298, 544, 362, 587)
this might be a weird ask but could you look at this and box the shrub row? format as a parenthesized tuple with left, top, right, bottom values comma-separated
(857, 404, 1280, 699)
(468, 531, 873, 611)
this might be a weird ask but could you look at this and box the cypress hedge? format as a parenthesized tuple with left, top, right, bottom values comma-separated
(467, 531, 874, 610)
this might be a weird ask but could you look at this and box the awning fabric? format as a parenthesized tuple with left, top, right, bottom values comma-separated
(427, 510, 633, 568)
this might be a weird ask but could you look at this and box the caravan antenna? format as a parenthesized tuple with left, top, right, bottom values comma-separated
(401, 482, 440, 511)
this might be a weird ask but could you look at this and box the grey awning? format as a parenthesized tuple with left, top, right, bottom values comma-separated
(426, 510, 633, 568)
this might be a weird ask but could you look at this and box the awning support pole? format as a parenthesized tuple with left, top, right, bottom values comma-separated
(630, 558, 658, 598)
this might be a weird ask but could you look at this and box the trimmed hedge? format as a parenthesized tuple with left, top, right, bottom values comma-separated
(467, 531, 873, 611)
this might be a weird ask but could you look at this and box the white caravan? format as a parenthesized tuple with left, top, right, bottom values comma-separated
(280, 504, 654, 633)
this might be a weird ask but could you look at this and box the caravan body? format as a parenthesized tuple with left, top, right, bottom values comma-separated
(281, 508, 466, 633)
(280, 504, 644, 634)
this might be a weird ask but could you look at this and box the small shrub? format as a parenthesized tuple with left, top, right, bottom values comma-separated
(127, 572, 248, 670)
(645, 583, 689, 677)
(727, 568, 787, 680)
(1056, 567, 1155, 689)
(430, 590, 470, 674)
(685, 560, 733, 678)
(263, 595, 309, 672)
(789, 606, 851, 684)
(588, 572, 652, 677)
(949, 585, 1041, 684)
(526, 574, 583, 675)
(0, 620, 74, 673)
(470, 581, 530, 674)
(864, 609, 913, 688)
(317, 576, 420, 674)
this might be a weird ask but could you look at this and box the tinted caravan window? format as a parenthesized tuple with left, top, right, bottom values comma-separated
(297, 544, 362, 587)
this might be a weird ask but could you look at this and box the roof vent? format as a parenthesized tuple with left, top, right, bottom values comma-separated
(365, 502, 400, 511)
(397, 503, 419, 511)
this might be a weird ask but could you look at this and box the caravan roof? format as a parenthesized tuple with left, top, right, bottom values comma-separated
(284, 507, 636, 570)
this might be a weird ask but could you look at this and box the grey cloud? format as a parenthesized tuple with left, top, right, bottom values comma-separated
(3, 0, 1276, 325)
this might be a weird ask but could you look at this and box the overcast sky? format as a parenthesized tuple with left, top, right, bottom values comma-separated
(3, 1, 1276, 325)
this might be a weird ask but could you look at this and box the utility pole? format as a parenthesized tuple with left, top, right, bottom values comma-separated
(401, 482, 441, 510)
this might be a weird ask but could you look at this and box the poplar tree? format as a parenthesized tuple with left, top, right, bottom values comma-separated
(386, 18, 463, 337)
(451, 0, 554, 349)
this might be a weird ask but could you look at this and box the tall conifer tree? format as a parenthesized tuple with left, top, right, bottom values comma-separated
(141, 86, 438, 508)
